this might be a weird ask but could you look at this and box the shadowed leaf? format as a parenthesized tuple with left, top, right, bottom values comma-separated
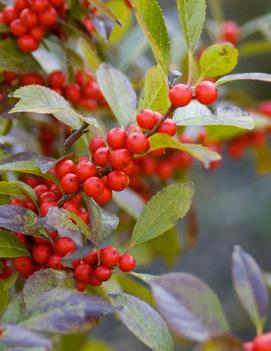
(0, 230, 30, 258)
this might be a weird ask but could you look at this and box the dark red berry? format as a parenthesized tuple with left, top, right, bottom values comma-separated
(107, 127, 128, 149)
(94, 265, 112, 282)
(95, 186, 112, 205)
(20, 73, 45, 85)
(29, 26, 45, 41)
(48, 254, 63, 269)
(55, 237, 76, 256)
(34, 184, 48, 197)
(195, 81, 218, 105)
(48, 70, 65, 88)
(20, 9, 38, 28)
(119, 253, 136, 272)
(17, 35, 39, 52)
(169, 84, 192, 107)
(38, 6, 57, 27)
(13, 256, 34, 278)
(74, 262, 92, 283)
(14, 0, 29, 12)
(10, 19, 27, 36)
(83, 249, 98, 265)
(40, 201, 57, 216)
(100, 246, 119, 267)
(65, 84, 81, 103)
(32, 244, 52, 264)
(39, 191, 58, 203)
(31, 0, 49, 13)
(88, 274, 102, 286)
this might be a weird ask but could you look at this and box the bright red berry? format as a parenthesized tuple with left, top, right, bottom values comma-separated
(88, 274, 102, 286)
(20, 9, 38, 28)
(107, 128, 128, 149)
(39, 191, 58, 203)
(89, 136, 106, 154)
(136, 109, 159, 130)
(220, 21, 240, 45)
(74, 262, 92, 283)
(48, 70, 65, 88)
(60, 173, 80, 194)
(79, 208, 90, 224)
(158, 119, 177, 136)
(76, 160, 97, 182)
(95, 186, 112, 205)
(64, 84, 81, 103)
(195, 81, 218, 105)
(40, 201, 57, 216)
(31, 0, 49, 13)
(48, 254, 63, 269)
(119, 253, 136, 272)
(107, 170, 129, 191)
(29, 26, 45, 41)
(100, 246, 119, 267)
(17, 34, 39, 52)
(254, 333, 271, 351)
(2, 6, 17, 24)
(20, 73, 45, 85)
(83, 249, 98, 265)
(32, 244, 52, 264)
(243, 342, 254, 351)
(3, 71, 17, 84)
(94, 265, 112, 282)
(10, 19, 27, 37)
(48, 0, 64, 7)
(259, 101, 271, 117)
(55, 237, 76, 256)
(94, 147, 110, 166)
(13, 257, 34, 278)
(169, 84, 193, 107)
(126, 132, 149, 154)
(110, 149, 132, 170)
(38, 6, 57, 27)
(62, 200, 80, 215)
(55, 159, 76, 179)
(14, 0, 29, 12)
(76, 281, 87, 292)
(83, 176, 105, 199)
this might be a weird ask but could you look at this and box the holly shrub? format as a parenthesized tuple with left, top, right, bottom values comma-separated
(0, 0, 270, 350)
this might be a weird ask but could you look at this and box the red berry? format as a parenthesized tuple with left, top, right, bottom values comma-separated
(195, 81, 218, 105)
(61, 173, 80, 194)
(220, 21, 240, 45)
(40, 201, 57, 216)
(29, 26, 45, 41)
(83, 176, 105, 199)
(169, 84, 193, 107)
(76, 160, 96, 182)
(48, 70, 65, 88)
(100, 246, 119, 267)
(107, 127, 128, 149)
(79, 208, 90, 224)
(243, 343, 254, 351)
(14, 0, 29, 12)
(119, 253, 136, 272)
(74, 262, 92, 283)
(31, 0, 49, 13)
(76, 281, 87, 292)
(48, 254, 63, 269)
(110, 149, 132, 170)
(254, 333, 271, 351)
(3, 71, 17, 84)
(10, 19, 27, 37)
(20, 9, 38, 28)
(83, 249, 98, 265)
(89, 136, 106, 154)
(17, 35, 39, 52)
(39, 191, 58, 203)
(94, 147, 110, 166)
(32, 244, 52, 264)
(0, 260, 12, 279)
(94, 265, 112, 282)
(64, 84, 81, 103)
(38, 6, 57, 27)
(20, 73, 45, 85)
(88, 274, 102, 286)
(2, 6, 17, 24)
(82, 80, 96, 99)
(62, 200, 80, 215)
(107, 170, 129, 191)
(33, 236, 49, 245)
(55, 237, 76, 256)
(13, 257, 34, 278)
(95, 186, 112, 205)
(157, 161, 173, 180)
(126, 132, 149, 154)
(48, 0, 64, 7)
(55, 159, 76, 179)
(259, 101, 271, 117)
(136, 109, 159, 130)
(158, 119, 177, 136)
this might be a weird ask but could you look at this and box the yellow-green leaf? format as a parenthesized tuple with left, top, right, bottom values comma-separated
(88, 0, 122, 26)
(0, 230, 30, 258)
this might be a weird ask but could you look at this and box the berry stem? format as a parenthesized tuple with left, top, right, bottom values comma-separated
(63, 122, 89, 152)
(144, 105, 175, 138)
(187, 51, 194, 87)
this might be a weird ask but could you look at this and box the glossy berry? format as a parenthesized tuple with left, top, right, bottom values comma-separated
(34, 184, 49, 197)
(14, 0, 29, 12)
(17, 35, 38, 52)
(10, 19, 27, 36)
(38, 6, 57, 26)
(83, 249, 98, 265)
(29, 26, 45, 41)
(48, 70, 65, 88)
(107, 127, 128, 149)
(13, 256, 34, 278)
(158, 119, 177, 136)
(39, 191, 58, 203)
(31, 0, 49, 13)
(107, 170, 129, 191)
(126, 132, 149, 154)
(83, 176, 105, 199)
(220, 21, 240, 45)
(55, 159, 76, 179)
(95, 186, 112, 205)
(195, 81, 218, 105)
(259, 101, 271, 117)
(32, 244, 52, 264)
(253, 333, 271, 351)
(40, 201, 57, 216)
(48, 254, 63, 269)
(20, 9, 38, 28)
(94, 147, 110, 166)
(89, 136, 106, 154)
(76, 160, 97, 182)
(60, 173, 80, 194)
(119, 253, 136, 272)
(110, 149, 132, 170)
(94, 265, 112, 282)
(136, 109, 159, 130)
(2, 6, 17, 24)
(55, 237, 76, 256)
(100, 246, 119, 267)
(243, 343, 254, 351)
(169, 84, 193, 107)
(74, 262, 92, 283)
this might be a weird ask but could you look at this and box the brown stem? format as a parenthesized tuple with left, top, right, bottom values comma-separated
(63, 122, 89, 152)
(58, 190, 80, 206)
(144, 105, 175, 138)
(96, 163, 113, 177)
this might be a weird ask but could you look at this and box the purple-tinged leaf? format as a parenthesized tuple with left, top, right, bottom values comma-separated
(61, 243, 94, 268)
(92, 15, 115, 41)
(150, 272, 229, 342)
(20, 288, 118, 334)
(232, 246, 268, 331)
(216, 72, 271, 86)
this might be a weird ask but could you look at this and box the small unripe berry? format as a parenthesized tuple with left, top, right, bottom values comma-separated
(195, 81, 218, 105)
(169, 84, 192, 107)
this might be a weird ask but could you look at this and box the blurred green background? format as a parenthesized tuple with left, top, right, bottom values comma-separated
(92, 1, 271, 349)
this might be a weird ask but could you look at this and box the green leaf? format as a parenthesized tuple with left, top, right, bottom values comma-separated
(88, 0, 122, 26)
(172, 100, 254, 130)
(20, 288, 118, 334)
(0, 39, 42, 74)
(0, 287, 9, 313)
(199, 43, 238, 78)
(111, 293, 173, 351)
(232, 246, 268, 332)
(83, 194, 119, 245)
(2, 293, 25, 324)
(96, 63, 137, 128)
(150, 272, 229, 341)
(132, 0, 171, 72)
(0, 230, 30, 258)
(202, 335, 243, 351)
(130, 183, 194, 247)
(0, 181, 37, 204)
(252, 144, 271, 175)
(176, 0, 206, 52)
(240, 12, 271, 39)
(113, 188, 144, 220)
(23, 269, 74, 311)
(149, 133, 221, 168)
(0, 153, 57, 182)
(239, 40, 271, 58)
(139, 65, 170, 114)
(216, 73, 271, 86)
(10, 85, 84, 129)
(76, 36, 101, 71)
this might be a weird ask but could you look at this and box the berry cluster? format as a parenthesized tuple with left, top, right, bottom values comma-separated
(244, 332, 271, 351)
(169, 80, 218, 108)
(0, 0, 66, 53)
